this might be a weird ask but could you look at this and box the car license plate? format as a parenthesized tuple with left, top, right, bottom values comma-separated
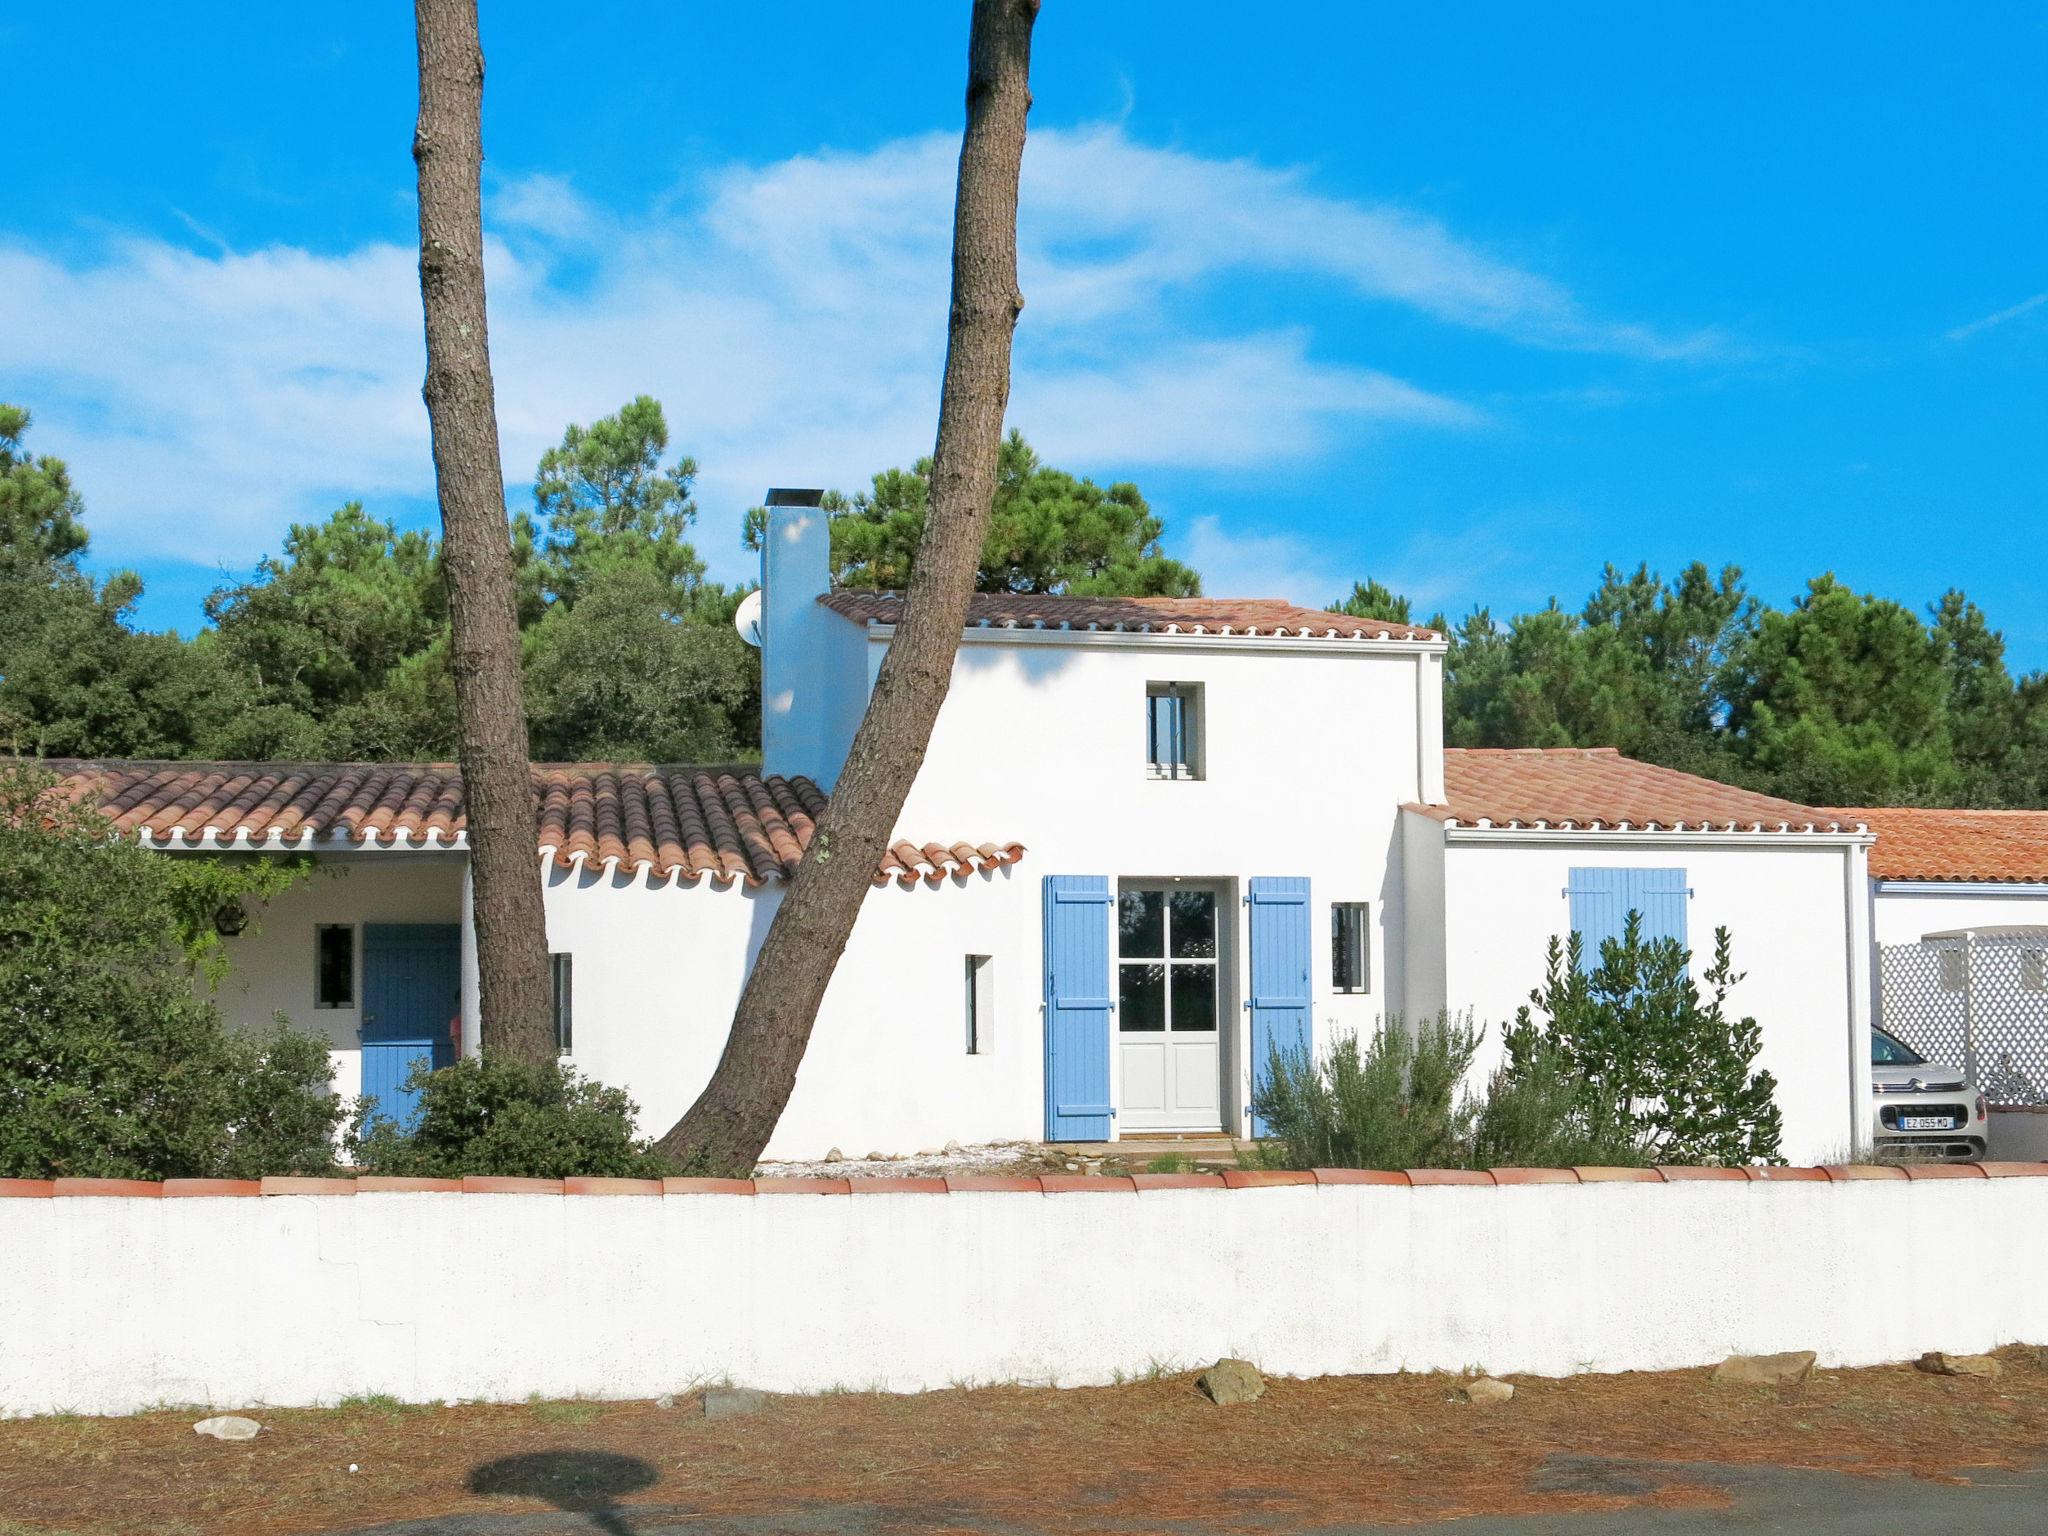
(1900, 1115, 1956, 1131)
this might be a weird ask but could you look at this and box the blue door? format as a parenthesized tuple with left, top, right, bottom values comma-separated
(361, 923, 461, 1128)
(1247, 877, 1312, 1138)
(1043, 876, 1114, 1141)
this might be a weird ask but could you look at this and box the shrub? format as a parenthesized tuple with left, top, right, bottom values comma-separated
(1471, 1042, 1650, 1170)
(0, 764, 341, 1178)
(1508, 915, 1783, 1165)
(346, 1054, 671, 1178)
(1250, 1014, 1482, 1171)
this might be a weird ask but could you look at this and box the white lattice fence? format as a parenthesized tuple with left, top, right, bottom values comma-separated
(1880, 935, 2048, 1106)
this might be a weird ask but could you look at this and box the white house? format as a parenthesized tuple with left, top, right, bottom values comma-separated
(1835, 805, 2048, 1158)
(49, 499, 1880, 1163)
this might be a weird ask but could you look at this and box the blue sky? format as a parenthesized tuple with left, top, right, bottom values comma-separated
(6, 3, 2045, 662)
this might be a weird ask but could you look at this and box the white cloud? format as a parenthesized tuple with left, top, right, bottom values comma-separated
(1946, 290, 2047, 342)
(0, 123, 1694, 591)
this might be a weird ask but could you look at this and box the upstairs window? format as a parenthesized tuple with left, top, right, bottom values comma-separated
(1146, 682, 1203, 780)
(1331, 903, 1371, 993)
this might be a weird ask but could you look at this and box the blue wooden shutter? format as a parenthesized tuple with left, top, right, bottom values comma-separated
(1043, 876, 1114, 1140)
(1247, 877, 1313, 1137)
(1566, 867, 1690, 969)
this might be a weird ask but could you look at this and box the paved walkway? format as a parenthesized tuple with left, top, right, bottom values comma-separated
(331, 1455, 2048, 1535)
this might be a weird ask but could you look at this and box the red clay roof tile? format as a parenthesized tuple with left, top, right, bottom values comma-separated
(42, 762, 1022, 887)
(820, 591, 1440, 642)
(1823, 806, 2048, 883)
(1411, 748, 1855, 834)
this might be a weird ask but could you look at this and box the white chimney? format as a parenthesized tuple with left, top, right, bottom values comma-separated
(759, 489, 855, 788)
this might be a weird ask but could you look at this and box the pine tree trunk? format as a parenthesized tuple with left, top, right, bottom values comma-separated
(413, 0, 555, 1064)
(655, 0, 1040, 1173)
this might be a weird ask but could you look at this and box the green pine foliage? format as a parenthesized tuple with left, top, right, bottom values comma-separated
(1334, 561, 2047, 808)
(346, 1055, 670, 1179)
(750, 429, 1202, 598)
(1508, 916, 1784, 1166)
(3, 394, 2044, 809)
(0, 764, 342, 1178)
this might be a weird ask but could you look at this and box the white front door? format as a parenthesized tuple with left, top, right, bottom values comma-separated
(1116, 885, 1223, 1132)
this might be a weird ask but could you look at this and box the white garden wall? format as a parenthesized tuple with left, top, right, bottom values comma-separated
(3, 1170, 2045, 1419)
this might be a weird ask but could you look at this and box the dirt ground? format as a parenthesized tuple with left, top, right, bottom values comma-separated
(3, 1351, 2045, 1536)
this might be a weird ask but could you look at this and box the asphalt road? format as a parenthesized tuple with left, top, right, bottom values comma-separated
(334, 1455, 2048, 1536)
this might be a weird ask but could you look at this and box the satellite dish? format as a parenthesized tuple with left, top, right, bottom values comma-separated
(734, 589, 764, 649)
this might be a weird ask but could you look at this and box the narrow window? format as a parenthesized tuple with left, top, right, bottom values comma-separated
(550, 952, 574, 1052)
(1331, 903, 1371, 994)
(1146, 682, 1203, 780)
(315, 924, 355, 1009)
(965, 954, 993, 1053)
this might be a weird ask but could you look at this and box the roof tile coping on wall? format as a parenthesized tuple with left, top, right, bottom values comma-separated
(820, 591, 1443, 644)
(40, 760, 1024, 889)
(6, 1164, 2047, 1197)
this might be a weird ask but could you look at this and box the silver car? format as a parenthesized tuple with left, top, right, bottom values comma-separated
(1871, 1026, 1988, 1161)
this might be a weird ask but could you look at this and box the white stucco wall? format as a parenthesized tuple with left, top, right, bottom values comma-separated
(6, 1177, 2046, 1418)
(1871, 884, 2048, 947)
(891, 631, 1438, 1085)
(540, 865, 1039, 1159)
(1415, 823, 1868, 1164)
(212, 855, 465, 1103)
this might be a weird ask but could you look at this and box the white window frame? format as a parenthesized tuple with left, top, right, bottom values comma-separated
(964, 954, 994, 1054)
(1145, 681, 1204, 781)
(1331, 902, 1371, 994)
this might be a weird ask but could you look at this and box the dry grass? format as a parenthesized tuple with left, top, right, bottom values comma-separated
(1, 1351, 2044, 1534)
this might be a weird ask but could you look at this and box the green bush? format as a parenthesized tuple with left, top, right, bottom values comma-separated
(1508, 915, 1783, 1165)
(0, 764, 341, 1178)
(346, 1054, 671, 1178)
(1471, 1042, 1650, 1170)
(1249, 1014, 1482, 1171)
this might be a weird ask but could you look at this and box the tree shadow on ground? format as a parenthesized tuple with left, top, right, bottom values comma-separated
(468, 1450, 658, 1534)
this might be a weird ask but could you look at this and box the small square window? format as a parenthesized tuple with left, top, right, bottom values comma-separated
(550, 952, 574, 1052)
(1332, 903, 1371, 994)
(965, 954, 994, 1054)
(1146, 682, 1203, 780)
(315, 925, 355, 1009)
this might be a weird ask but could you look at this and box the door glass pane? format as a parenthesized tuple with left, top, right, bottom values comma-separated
(1169, 891, 1216, 958)
(1118, 890, 1164, 957)
(1119, 963, 1166, 1031)
(1171, 965, 1217, 1032)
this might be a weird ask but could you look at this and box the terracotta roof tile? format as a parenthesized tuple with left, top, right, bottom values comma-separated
(820, 591, 1440, 642)
(1824, 806, 2048, 883)
(1411, 748, 1856, 834)
(40, 762, 1023, 888)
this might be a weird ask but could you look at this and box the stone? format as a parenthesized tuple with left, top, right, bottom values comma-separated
(943, 1140, 963, 1154)
(1917, 1351, 2001, 1379)
(1456, 1376, 1515, 1405)
(916, 1147, 941, 1158)
(702, 1386, 769, 1420)
(1710, 1350, 1817, 1386)
(1196, 1358, 1265, 1406)
(864, 1151, 884, 1162)
(823, 1148, 844, 1164)
(654, 1394, 676, 1410)
(193, 1415, 262, 1441)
